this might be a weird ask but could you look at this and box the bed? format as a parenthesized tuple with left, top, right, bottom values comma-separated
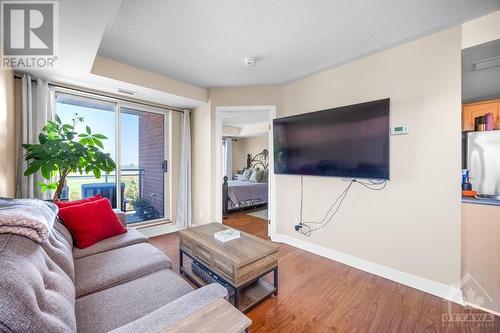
(222, 149, 269, 217)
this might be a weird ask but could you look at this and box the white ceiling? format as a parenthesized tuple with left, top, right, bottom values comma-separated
(99, 0, 500, 88)
(19, 0, 500, 109)
(18, 0, 204, 109)
(222, 109, 270, 128)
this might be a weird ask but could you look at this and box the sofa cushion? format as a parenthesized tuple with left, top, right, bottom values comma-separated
(73, 227, 147, 259)
(0, 234, 76, 333)
(113, 209, 127, 227)
(76, 269, 193, 333)
(41, 221, 75, 280)
(110, 284, 228, 333)
(74, 243, 172, 297)
(58, 198, 127, 249)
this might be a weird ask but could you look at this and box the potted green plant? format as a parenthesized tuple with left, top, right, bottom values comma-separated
(22, 114, 116, 201)
(131, 197, 149, 218)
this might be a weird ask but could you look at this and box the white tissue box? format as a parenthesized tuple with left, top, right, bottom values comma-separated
(214, 228, 241, 242)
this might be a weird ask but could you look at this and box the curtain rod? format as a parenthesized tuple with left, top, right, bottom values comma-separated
(13, 74, 188, 113)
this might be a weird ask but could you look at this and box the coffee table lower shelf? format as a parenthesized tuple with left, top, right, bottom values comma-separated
(180, 260, 276, 313)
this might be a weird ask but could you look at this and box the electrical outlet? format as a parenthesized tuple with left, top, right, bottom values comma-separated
(294, 217, 302, 232)
(199, 210, 204, 219)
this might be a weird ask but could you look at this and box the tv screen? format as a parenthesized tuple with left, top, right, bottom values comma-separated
(273, 98, 390, 179)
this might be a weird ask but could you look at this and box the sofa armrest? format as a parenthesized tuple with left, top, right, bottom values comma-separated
(113, 209, 127, 227)
(110, 283, 228, 333)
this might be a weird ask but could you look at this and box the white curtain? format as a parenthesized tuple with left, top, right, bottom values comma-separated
(223, 138, 233, 179)
(16, 74, 56, 199)
(176, 110, 192, 228)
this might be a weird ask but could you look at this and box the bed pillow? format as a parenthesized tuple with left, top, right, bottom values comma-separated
(241, 168, 254, 181)
(259, 169, 269, 183)
(58, 198, 127, 248)
(249, 169, 259, 182)
(250, 169, 265, 183)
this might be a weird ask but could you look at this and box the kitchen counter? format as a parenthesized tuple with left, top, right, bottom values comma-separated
(461, 201, 500, 314)
(462, 196, 500, 206)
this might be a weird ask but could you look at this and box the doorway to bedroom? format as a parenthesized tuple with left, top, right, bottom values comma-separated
(215, 106, 276, 239)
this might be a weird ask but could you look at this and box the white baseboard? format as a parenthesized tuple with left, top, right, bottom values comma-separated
(271, 233, 464, 305)
(464, 302, 500, 317)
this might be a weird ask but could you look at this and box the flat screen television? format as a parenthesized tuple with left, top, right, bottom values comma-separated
(273, 98, 390, 179)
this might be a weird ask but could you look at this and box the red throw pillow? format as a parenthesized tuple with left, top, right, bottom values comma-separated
(58, 198, 127, 248)
(55, 194, 102, 209)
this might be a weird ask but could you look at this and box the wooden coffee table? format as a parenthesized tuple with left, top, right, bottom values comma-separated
(179, 223, 279, 312)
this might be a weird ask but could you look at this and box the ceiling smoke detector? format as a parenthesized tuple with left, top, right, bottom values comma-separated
(243, 57, 257, 67)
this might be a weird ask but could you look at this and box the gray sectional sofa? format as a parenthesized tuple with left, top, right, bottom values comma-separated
(0, 211, 228, 333)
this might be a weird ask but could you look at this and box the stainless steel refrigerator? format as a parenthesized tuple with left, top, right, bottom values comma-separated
(466, 130, 500, 196)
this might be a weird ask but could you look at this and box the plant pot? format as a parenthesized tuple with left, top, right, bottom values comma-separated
(134, 206, 145, 218)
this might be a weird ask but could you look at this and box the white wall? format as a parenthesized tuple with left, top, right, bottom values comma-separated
(191, 26, 463, 289)
(0, 68, 15, 197)
(238, 123, 269, 136)
(231, 139, 245, 173)
(191, 102, 212, 224)
(232, 135, 269, 172)
(277, 27, 462, 286)
(462, 10, 500, 49)
(91, 56, 208, 103)
(222, 125, 240, 136)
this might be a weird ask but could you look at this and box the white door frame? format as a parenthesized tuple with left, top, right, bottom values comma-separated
(215, 105, 277, 238)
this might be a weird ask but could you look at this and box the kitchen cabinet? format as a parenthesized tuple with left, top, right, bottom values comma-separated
(461, 202, 500, 314)
(462, 100, 500, 131)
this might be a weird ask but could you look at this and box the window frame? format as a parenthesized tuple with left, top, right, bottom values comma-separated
(54, 87, 172, 226)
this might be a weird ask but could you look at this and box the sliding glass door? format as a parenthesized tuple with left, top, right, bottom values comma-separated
(55, 91, 170, 225)
(120, 106, 168, 224)
(56, 94, 118, 206)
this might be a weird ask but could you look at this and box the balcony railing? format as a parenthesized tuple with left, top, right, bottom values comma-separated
(63, 168, 145, 213)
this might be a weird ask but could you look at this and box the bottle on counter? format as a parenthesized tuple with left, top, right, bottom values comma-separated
(475, 115, 486, 131)
(462, 169, 472, 191)
(485, 113, 494, 131)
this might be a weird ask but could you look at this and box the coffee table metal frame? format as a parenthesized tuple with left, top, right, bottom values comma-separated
(179, 248, 278, 311)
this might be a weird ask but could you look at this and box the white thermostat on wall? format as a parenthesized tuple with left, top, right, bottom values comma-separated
(390, 126, 409, 135)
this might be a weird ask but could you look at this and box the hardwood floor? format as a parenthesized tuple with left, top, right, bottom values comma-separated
(150, 214, 499, 333)
(224, 209, 269, 239)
